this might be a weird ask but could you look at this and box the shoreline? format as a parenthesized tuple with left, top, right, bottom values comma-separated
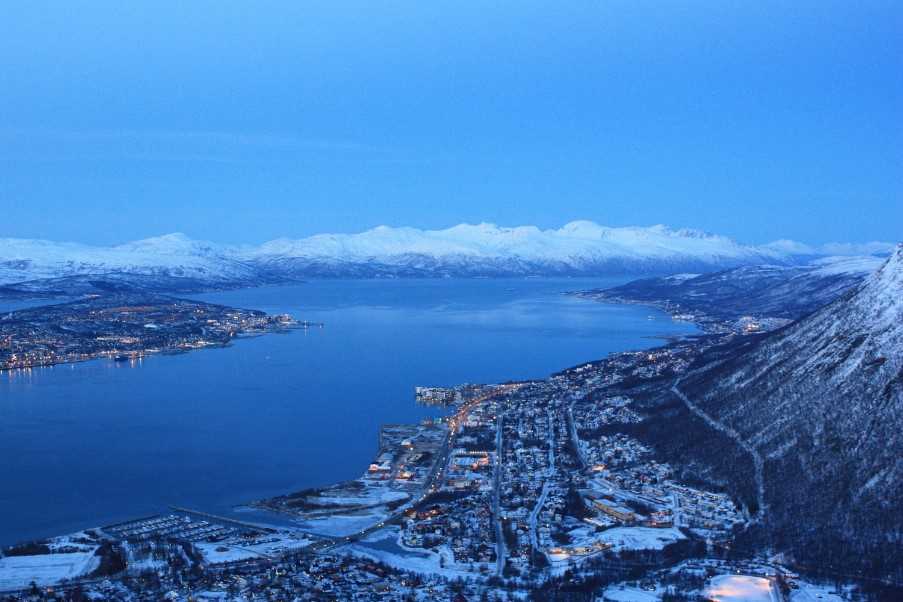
(0, 293, 306, 373)
(1, 284, 691, 549)
(569, 290, 737, 334)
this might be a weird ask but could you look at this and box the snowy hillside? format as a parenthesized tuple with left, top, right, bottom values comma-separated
(577, 254, 886, 324)
(0, 222, 895, 287)
(251, 222, 781, 262)
(0, 233, 260, 287)
(245, 221, 815, 278)
(679, 244, 903, 572)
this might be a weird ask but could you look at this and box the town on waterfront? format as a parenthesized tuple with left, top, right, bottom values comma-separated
(0, 294, 308, 372)
(3, 1, 901, 599)
(0, 296, 867, 601)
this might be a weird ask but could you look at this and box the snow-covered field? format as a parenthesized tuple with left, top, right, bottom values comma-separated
(195, 532, 315, 564)
(600, 563, 848, 602)
(289, 478, 411, 538)
(705, 574, 776, 602)
(194, 542, 265, 564)
(0, 552, 99, 590)
(314, 485, 408, 507)
(296, 510, 388, 538)
(340, 529, 476, 580)
(789, 582, 844, 602)
(596, 527, 685, 551)
(600, 584, 662, 602)
(46, 532, 98, 554)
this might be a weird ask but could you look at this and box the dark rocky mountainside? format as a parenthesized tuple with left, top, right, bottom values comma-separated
(674, 244, 902, 580)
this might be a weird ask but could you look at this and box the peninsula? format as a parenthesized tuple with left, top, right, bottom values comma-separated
(0, 294, 301, 372)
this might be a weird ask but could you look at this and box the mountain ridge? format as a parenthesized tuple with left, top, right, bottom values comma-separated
(573, 254, 886, 331)
(1, 222, 895, 287)
(675, 244, 903, 578)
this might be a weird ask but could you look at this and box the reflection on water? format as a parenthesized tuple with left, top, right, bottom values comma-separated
(0, 278, 696, 545)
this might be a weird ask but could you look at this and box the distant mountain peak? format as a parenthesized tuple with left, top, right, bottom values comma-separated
(115, 232, 224, 257)
(559, 220, 607, 238)
(152, 232, 191, 242)
(120, 232, 195, 246)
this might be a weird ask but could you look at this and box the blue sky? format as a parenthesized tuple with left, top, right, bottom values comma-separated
(1, 1, 900, 245)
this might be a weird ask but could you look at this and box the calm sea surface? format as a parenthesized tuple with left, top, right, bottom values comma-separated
(0, 278, 696, 545)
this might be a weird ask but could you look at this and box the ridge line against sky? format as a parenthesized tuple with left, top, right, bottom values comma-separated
(0, 221, 895, 257)
(1, 2, 901, 244)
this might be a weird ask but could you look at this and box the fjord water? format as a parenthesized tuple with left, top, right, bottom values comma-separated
(0, 278, 696, 546)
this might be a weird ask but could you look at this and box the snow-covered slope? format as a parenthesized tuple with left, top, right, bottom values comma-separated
(0, 233, 260, 286)
(246, 222, 795, 276)
(0, 222, 894, 287)
(578, 254, 885, 324)
(680, 244, 903, 571)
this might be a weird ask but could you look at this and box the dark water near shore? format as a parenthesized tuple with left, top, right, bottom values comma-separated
(0, 278, 696, 545)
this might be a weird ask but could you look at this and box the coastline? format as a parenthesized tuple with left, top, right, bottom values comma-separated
(569, 290, 736, 334)
(1, 280, 696, 549)
(0, 294, 304, 373)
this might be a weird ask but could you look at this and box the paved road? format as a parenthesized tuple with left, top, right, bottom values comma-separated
(670, 491, 683, 528)
(566, 404, 588, 470)
(526, 411, 557, 555)
(492, 413, 506, 576)
(528, 481, 551, 552)
(546, 409, 556, 472)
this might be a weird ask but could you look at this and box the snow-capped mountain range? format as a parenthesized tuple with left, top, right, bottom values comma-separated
(0, 221, 895, 289)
